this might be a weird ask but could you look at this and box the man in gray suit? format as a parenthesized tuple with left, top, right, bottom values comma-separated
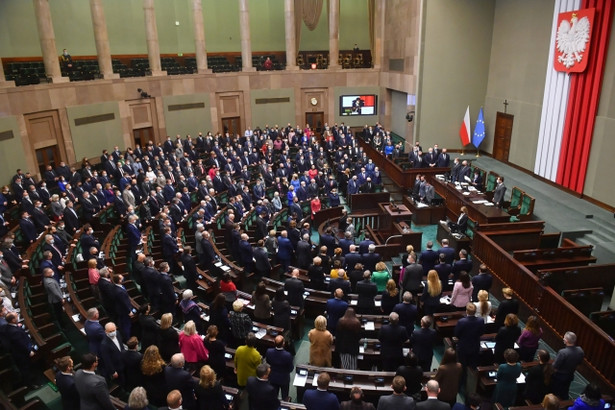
(74, 353, 115, 410)
(416, 380, 450, 410)
(377, 375, 416, 410)
(492, 176, 507, 207)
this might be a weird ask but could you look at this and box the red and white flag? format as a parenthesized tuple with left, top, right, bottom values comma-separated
(459, 106, 471, 146)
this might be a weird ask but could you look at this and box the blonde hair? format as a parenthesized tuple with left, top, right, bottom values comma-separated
(141, 345, 166, 376)
(314, 315, 327, 331)
(386, 279, 399, 297)
(88, 259, 97, 269)
(183, 320, 197, 336)
(160, 313, 173, 330)
(375, 261, 387, 272)
(427, 270, 442, 297)
(199, 365, 217, 389)
(478, 290, 489, 315)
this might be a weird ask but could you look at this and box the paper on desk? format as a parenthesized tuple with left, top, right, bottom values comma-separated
(293, 373, 307, 387)
(440, 296, 451, 304)
(254, 328, 267, 339)
(517, 373, 526, 384)
(364, 321, 375, 331)
(312, 373, 319, 387)
(463, 192, 471, 196)
(481, 341, 496, 349)
(483, 202, 494, 207)
(374, 300, 382, 307)
(359, 346, 365, 354)
(403, 348, 410, 356)
(415, 202, 429, 208)
(237, 298, 250, 306)
(350, 299, 358, 306)
(473, 200, 487, 204)
(72, 314, 81, 322)
(486, 316, 495, 323)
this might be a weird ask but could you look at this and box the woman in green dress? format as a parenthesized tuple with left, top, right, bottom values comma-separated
(493, 348, 522, 408)
(371, 261, 391, 292)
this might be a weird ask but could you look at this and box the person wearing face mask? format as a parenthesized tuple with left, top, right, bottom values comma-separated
(55, 220, 73, 245)
(42, 267, 65, 328)
(0, 250, 15, 288)
(80, 225, 100, 260)
(99, 322, 126, 386)
(112, 274, 134, 340)
(59, 48, 73, 71)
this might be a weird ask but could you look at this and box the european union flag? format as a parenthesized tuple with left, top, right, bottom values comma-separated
(473, 107, 486, 148)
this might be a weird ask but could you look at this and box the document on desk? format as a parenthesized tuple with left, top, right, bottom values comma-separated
(440, 296, 451, 304)
(483, 202, 494, 206)
(374, 300, 382, 307)
(364, 321, 375, 331)
(473, 200, 488, 204)
(517, 373, 526, 384)
(254, 328, 267, 339)
(312, 373, 319, 387)
(293, 373, 307, 387)
(415, 202, 429, 208)
(350, 299, 358, 306)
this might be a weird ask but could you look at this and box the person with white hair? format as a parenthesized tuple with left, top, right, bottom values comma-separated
(179, 289, 204, 331)
(164, 353, 197, 409)
(551, 331, 585, 399)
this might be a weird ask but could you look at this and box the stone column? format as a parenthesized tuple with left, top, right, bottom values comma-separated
(238, 0, 255, 72)
(328, 0, 340, 69)
(89, 0, 119, 79)
(372, 0, 385, 70)
(143, 0, 166, 76)
(0, 59, 15, 88)
(192, 0, 210, 73)
(284, 0, 298, 70)
(32, 0, 68, 83)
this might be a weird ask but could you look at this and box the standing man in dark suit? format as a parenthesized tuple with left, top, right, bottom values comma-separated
(158, 262, 177, 315)
(19, 211, 37, 244)
(162, 226, 181, 275)
(239, 233, 255, 275)
(74, 353, 116, 410)
(343, 245, 363, 272)
(454, 303, 485, 369)
(84, 307, 105, 357)
(99, 322, 125, 386)
(417, 380, 451, 410)
(356, 271, 378, 314)
(253, 239, 272, 278)
(326, 289, 349, 334)
(55, 356, 79, 410)
(295, 233, 313, 269)
(122, 337, 143, 390)
(246, 363, 281, 410)
(378, 312, 410, 371)
(361, 244, 381, 273)
(126, 214, 142, 268)
(165, 353, 197, 409)
(284, 268, 305, 309)
(277, 230, 294, 272)
(63, 200, 81, 235)
(492, 176, 507, 207)
(112, 274, 134, 339)
(180, 246, 198, 292)
(265, 335, 294, 401)
(4, 312, 38, 389)
(410, 315, 437, 372)
(471, 264, 493, 302)
(393, 292, 419, 335)
(419, 241, 439, 276)
(437, 239, 456, 266)
(303, 372, 340, 410)
(42, 267, 65, 328)
(451, 249, 472, 281)
(319, 227, 337, 257)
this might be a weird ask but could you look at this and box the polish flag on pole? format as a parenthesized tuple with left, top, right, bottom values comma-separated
(459, 106, 471, 146)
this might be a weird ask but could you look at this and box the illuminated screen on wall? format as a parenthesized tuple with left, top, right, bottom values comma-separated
(339, 95, 378, 116)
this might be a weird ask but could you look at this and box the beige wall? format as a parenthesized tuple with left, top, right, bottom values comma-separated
(250, 88, 295, 129)
(0, 115, 29, 180)
(163, 93, 212, 138)
(66, 102, 123, 161)
(483, 0, 554, 170)
(583, 17, 615, 206)
(416, 0, 495, 151)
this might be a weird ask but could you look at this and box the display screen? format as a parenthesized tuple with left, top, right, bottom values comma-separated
(340, 95, 377, 116)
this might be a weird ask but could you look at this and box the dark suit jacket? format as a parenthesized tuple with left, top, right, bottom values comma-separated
(162, 234, 179, 259)
(361, 252, 380, 272)
(303, 388, 340, 410)
(63, 207, 80, 234)
(121, 350, 143, 390)
(319, 234, 337, 256)
(356, 279, 378, 313)
(419, 249, 439, 274)
(164, 366, 197, 409)
(393, 302, 418, 334)
(438, 247, 456, 265)
(84, 319, 105, 356)
(246, 376, 280, 410)
(410, 327, 436, 369)
(74, 369, 115, 410)
(19, 218, 37, 243)
(99, 335, 125, 380)
(328, 277, 351, 299)
(55, 371, 80, 410)
(326, 298, 349, 333)
(378, 324, 409, 360)
(471, 273, 493, 301)
(454, 315, 485, 367)
(80, 234, 100, 258)
(284, 277, 305, 308)
(265, 347, 294, 386)
(417, 398, 451, 410)
(343, 252, 362, 271)
(493, 183, 506, 206)
(451, 259, 472, 280)
(126, 223, 141, 250)
(296, 240, 313, 269)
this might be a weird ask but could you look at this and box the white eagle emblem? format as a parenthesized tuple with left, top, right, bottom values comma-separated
(556, 13, 591, 69)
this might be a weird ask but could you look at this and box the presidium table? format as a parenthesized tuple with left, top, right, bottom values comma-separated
(430, 176, 511, 225)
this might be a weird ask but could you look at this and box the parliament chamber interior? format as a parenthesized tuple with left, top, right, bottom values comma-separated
(1, 1, 615, 410)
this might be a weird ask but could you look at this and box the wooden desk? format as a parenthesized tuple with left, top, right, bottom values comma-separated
(403, 195, 447, 225)
(431, 178, 510, 224)
(379, 203, 412, 228)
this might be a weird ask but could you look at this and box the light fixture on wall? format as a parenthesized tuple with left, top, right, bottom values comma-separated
(406, 111, 415, 122)
(137, 88, 151, 98)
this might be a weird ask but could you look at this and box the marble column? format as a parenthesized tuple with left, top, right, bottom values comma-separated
(372, 0, 385, 70)
(143, 0, 166, 76)
(192, 0, 210, 73)
(32, 0, 68, 83)
(284, 0, 298, 70)
(89, 0, 119, 79)
(0, 58, 15, 87)
(238, 0, 255, 72)
(328, 0, 340, 69)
